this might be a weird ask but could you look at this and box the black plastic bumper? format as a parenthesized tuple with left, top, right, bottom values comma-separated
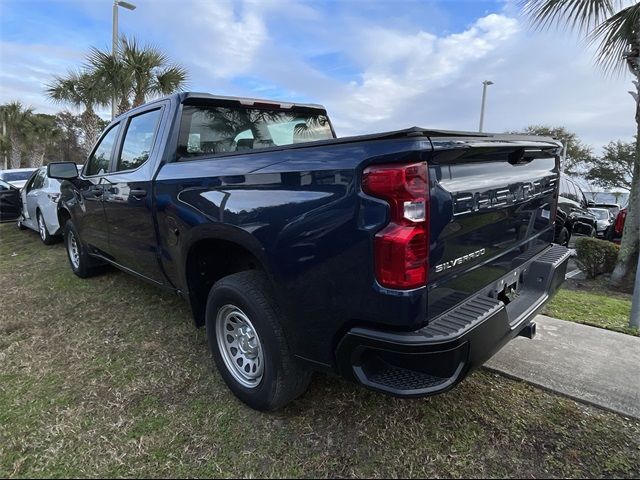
(335, 244, 570, 397)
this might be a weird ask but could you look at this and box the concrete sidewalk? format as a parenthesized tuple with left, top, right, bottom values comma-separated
(485, 315, 640, 419)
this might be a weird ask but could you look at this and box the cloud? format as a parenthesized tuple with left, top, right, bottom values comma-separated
(0, 42, 84, 113)
(0, 0, 635, 151)
(327, 14, 520, 132)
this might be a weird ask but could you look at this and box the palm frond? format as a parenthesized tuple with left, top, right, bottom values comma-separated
(152, 66, 188, 95)
(85, 46, 131, 103)
(0, 101, 34, 137)
(590, 2, 640, 74)
(521, 0, 621, 33)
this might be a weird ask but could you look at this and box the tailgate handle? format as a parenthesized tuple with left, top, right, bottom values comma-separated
(508, 148, 535, 165)
(130, 189, 147, 198)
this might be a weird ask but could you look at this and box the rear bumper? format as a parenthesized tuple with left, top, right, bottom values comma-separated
(335, 244, 570, 397)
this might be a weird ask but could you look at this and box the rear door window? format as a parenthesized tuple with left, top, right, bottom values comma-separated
(86, 124, 120, 176)
(116, 109, 162, 172)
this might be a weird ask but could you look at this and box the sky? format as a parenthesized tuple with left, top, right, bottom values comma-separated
(0, 0, 635, 152)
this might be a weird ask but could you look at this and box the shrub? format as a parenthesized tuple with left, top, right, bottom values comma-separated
(575, 237, 620, 279)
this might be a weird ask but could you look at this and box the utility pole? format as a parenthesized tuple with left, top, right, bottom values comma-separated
(478, 80, 494, 133)
(1, 118, 6, 170)
(112, 0, 136, 120)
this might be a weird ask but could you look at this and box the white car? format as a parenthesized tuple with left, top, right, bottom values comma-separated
(18, 165, 82, 244)
(588, 207, 614, 238)
(0, 168, 37, 189)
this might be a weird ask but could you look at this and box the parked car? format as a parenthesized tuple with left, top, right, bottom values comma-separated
(588, 207, 614, 238)
(554, 176, 597, 246)
(18, 164, 83, 244)
(594, 202, 621, 218)
(607, 207, 627, 243)
(0, 178, 21, 221)
(49, 92, 570, 411)
(0, 168, 37, 189)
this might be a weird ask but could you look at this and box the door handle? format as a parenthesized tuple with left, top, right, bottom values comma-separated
(130, 189, 147, 198)
(88, 185, 104, 196)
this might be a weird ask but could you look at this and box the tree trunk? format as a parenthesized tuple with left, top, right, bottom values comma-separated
(79, 109, 101, 158)
(611, 79, 640, 289)
(133, 90, 145, 107)
(31, 146, 46, 167)
(118, 97, 130, 115)
(8, 133, 21, 169)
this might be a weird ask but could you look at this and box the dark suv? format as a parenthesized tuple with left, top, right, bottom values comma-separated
(554, 176, 597, 246)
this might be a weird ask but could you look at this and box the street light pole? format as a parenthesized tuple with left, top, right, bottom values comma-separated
(478, 80, 494, 133)
(111, 0, 136, 120)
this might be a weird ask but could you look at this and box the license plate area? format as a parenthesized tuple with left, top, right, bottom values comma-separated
(489, 268, 524, 306)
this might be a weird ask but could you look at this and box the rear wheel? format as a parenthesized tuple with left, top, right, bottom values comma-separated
(206, 271, 312, 411)
(64, 220, 100, 278)
(557, 227, 570, 247)
(37, 211, 55, 245)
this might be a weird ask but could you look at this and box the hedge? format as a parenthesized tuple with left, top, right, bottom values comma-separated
(575, 237, 620, 279)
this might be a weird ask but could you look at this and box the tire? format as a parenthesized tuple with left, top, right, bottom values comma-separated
(605, 225, 614, 242)
(557, 227, 570, 247)
(37, 210, 55, 245)
(64, 219, 100, 278)
(205, 271, 312, 411)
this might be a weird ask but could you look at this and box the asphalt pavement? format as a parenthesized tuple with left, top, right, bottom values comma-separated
(485, 315, 640, 419)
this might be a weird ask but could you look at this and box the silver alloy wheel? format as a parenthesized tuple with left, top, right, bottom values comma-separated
(38, 213, 46, 241)
(216, 304, 264, 389)
(67, 230, 80, 269)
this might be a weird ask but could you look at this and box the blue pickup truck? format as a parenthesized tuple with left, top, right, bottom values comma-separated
(49, 92, 570, 411)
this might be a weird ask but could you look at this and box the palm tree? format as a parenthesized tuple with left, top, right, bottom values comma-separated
(24, 114, 61, 168)
(521, 1, 640, 296)
(0, 102, 34, 169)
(85, 46, 131, 115)
(88, 36, 187, 113)
(45, 71, 109, 156)
(122, 37, 188, 107)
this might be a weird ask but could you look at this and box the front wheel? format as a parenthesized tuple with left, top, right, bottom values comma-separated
(64, 220, 100, 278)
(206, 271, 312, 411)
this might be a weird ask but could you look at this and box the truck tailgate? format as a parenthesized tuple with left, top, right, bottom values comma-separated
(427, 137, 561, 321)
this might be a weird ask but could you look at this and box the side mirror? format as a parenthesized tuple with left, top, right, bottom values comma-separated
(48, 162, 79, 180)
(587, 200, 596, 208)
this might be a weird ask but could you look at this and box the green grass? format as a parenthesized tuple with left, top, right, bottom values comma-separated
(544, 285, 638, 336)
(1, 223, 640, 478)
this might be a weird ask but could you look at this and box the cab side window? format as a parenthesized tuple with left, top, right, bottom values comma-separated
(560, 178, 571, 200)
(563, 180, 577, 203)
(86, 124, 120, 176)
(24, 172, 38, 192)
(578, 188, 588, 208)
(116, 109, 162, 172)
(31, 169, 46, 190)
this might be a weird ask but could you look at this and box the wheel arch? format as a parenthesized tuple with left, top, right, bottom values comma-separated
(181, 226, 272, 328)
(57, 206, 72, 232)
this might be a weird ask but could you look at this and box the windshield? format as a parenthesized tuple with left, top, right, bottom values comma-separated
(591, 209, 610, 220)
(178, 104, 334, 158)
(1, 171, 33, 182)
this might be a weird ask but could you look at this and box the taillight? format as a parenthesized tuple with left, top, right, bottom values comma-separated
(362, 162, 429, 289)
